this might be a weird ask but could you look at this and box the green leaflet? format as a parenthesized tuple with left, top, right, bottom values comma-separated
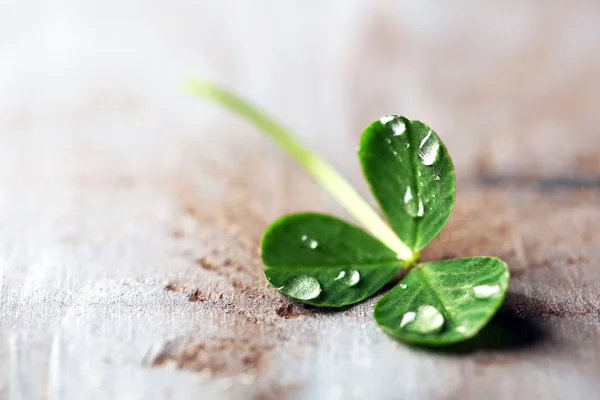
(262, 213, 402, 307)
(374, 257, 510, 345)
(359, 116, 455, 252)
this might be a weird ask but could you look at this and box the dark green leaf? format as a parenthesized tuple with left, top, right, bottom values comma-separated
(262, 213, 402, 307)
(359, 116, 455, 252)
(374, 257, 509, 345)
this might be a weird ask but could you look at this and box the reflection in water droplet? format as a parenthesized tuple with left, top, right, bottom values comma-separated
(380, 115, 396, 124)
(404, 187, 425, 218)
(301, 235, 318, 249)
(380, 115, 406, 136)
(334, 269, 360, 287)
(279, 275, 322, 300)
(433, 175, 440, 181)
(399, 311, 416, 327)
(401, 305, 444, 334)
(418, 130, 440, 166)
(400, 284, 407, 289)
(472, 285, 500, 299)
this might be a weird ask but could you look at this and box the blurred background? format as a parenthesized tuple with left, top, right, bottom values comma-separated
(1, 1, 600, 399)
(2, 0, 599, 183)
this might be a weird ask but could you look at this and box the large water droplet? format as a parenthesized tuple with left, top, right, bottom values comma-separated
(301, 234, 319, 249)
(334, 269, 360, 287)
(379, 115, 396, 124)
(417, 130, 440, 166)
(401, 305, 444, 334)
(380, 115, 406, 136)
(404, 186, 424, 217)
(399, 311, 416, 327)
(279, 275, 322, 300)
(471, 285, 500, 299)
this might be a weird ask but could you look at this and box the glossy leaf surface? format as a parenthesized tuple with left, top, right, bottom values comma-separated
(374, 257, 509, 345)
(262, 213, 402, 307)
(359, 116, 455, 252)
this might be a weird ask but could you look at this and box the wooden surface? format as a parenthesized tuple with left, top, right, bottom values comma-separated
(1, 1, 600, 399)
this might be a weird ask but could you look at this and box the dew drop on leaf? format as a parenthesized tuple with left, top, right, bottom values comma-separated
(400, 305, 444, 334)
(417, 130, 440, 166)
(379, 115, 395, 124)
(300, 234, 319, 249)
(400, 283, 407, 289)
(334, 269, 360, 287)
(399, 311, 416, 327)
(379, 115, 406, 136)
(403, 186, 424, 217)
(279, 275, 322, 300)
(433, 174, 440, 181)
(471, 285, 500, 299)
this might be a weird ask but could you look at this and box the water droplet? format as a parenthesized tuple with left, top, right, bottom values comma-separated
(379, 115, 396, 124)
(392, 122, 406, 136)
(380, 115, 406, 136)
(301, 235, 318, 249)
(405, 143, 410, 149)
(399, 283, 407, 289)
(401, 305, 444, 334)
(417, 130, 440, 166)
(334, 269, 360, 287)
(433, 174, 440, 181)
(456, 326, 467, 333)
(385, 138, 392, 145)
(471, 285, 500, 299)
(279, 275, 322, 300)
(399, 311, 416, 327)
(403, 186, 425, 218)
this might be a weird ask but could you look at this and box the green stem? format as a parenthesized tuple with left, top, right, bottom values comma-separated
(185, 78, 414, 262)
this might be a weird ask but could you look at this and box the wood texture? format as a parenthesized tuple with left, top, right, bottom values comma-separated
(1, 1, 600, 399)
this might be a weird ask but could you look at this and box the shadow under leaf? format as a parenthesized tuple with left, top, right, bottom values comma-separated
(418, 292, 549, 354)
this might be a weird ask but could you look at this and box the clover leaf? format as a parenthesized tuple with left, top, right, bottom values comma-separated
(188, 79, 510, 346)
(359, 116, 455, 253)
(262, 213, 401, 307)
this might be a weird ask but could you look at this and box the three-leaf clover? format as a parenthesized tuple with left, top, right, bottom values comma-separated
(188, 80, 510, 346)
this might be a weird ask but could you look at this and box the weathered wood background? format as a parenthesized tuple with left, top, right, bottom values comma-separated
(1, 1, 600, 399)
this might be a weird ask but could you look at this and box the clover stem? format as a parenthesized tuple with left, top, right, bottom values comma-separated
(186, 78, 414, 261)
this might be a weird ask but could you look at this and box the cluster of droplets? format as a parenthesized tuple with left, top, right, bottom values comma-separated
(301, 234, 319, 249)
(396, 283, 502, 336)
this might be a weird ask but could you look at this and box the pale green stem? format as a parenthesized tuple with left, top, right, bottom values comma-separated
(185, 78, 414, 262)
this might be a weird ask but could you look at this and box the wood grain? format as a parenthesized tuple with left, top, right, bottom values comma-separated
(1, 1, 600, 399)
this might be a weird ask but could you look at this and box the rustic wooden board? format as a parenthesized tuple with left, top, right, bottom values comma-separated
(1, 1, 600, 399)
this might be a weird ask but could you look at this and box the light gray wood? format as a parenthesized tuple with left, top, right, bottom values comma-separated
(1, 1, 600, 399)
